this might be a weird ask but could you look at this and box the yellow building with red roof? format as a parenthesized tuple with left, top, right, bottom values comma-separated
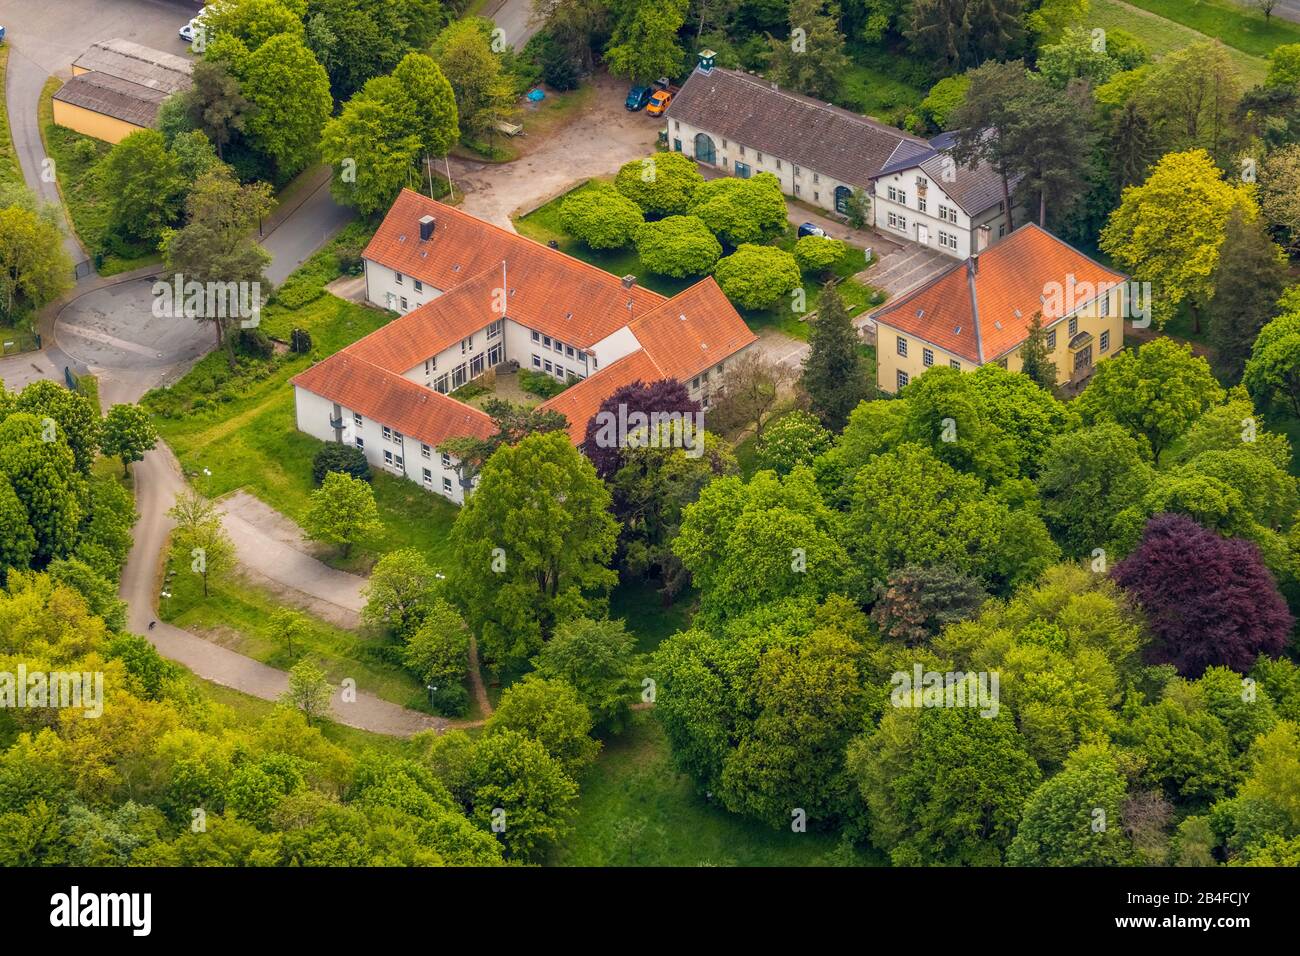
(870, 223, 1128, 394)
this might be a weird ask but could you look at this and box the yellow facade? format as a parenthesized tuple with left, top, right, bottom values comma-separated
(51, 100, 147, 145)
(876, 285, 1125, 394)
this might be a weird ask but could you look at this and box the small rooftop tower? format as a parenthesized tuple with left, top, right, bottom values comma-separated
(697, 50, 716, 74)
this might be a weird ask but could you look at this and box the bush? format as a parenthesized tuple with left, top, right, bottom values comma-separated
(237, 328, 274, 359)
(634, 215, 722, 277)
(290, 328, 313, 353)
(312, 443, 372, 485)
(519, 369, 567, 398)
(793, 234, 847, 274)
(713, 244, 801, 309)
(558, 182, 643, 250)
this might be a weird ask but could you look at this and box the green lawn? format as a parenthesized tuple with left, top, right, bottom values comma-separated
(514, 180, 880, 343)
(181, 672, 414, 756)
(1089, 0, 1270, 86)
(550, 712, 877, 866)
(163, 567, 436, 712)
(608, 577, 696, 654)
(0, 46, 22, 191)
(1123, 0, 1300, 58)
(39, 78, 159, 275)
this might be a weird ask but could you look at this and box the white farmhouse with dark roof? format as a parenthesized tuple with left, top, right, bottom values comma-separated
(663, 53, 1016, 260)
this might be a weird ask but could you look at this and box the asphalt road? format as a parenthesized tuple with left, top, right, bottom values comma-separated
(484, 0, 543, 52)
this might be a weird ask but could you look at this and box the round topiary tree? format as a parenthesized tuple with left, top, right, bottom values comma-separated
(688, 172, 788, 246)
(793, 234, 847, 275)
(1112, 512, 1293, 676)
(312, 442, 372, 485)
(634, 215, 722, 278)
(714, 243, 801, 309)
(614, 151, 705, 216)
(558, 181, 644, 250)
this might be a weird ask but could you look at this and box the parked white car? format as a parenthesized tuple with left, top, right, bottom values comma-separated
(179, 6, 213, 44)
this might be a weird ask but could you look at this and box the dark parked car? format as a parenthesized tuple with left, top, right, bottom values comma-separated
(625, 86, 652, 111)
(797, 222, 827, 239)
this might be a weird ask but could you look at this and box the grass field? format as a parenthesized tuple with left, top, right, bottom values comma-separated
(550, 712, 876, 866)
(608, 577, 696, 654)
(1089, 0, 1271, 86)
(162, 568, 436, 713)
(0, 46, 22, 191)
(1124, 0, 1300, 58)
(514, 180, 878, 342)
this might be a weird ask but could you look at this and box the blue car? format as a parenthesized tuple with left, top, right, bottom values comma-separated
(625, 86, 652, 111)
(797, 222, 827, 239)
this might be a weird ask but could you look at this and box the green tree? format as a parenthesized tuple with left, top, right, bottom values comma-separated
(907, 0, 1025, 72)
(755, 410, 832, 475)
(321, 80, 424, 215)
(99, 404, 158, 477)
(605, 0, 690, 83)
(713, 244, 801, 309)
(97, 130, 186, 245)
(1076, 337, 1224, 463)
(0, 474, 37, 577)
(0, 413, 86, 565)
(534, 617, 639, 733)
(1135, 40, 1241, 164)
(281, 660, 333, 724)
(1208, 207, 1288, 383)
(160, 165, 274, 367)
(1267, 43, 1300, 87)
(0, 205, 72, 321)
(303, 472, 382, 559)
(614, 151, 704, 216)
(402, 600, 470, 690)
(204, 0, 305, 51)
(792, 234, 846, 275)
(238, 33, 332, 177)
(432, 18, 516, 144)
(167, 491, 235, 598)
(558, 182, 644, 249)
(467, 729, 579, 862)
(801, 282, 872, 431)
(688, 173, 788, 247)
(360, 547, 440, 639)
(16, 380, 102, 475)
(1018, 312, 1057, 389)
(270, 607, 309, 659)
(849, 703, 1041, 865)
(1245, 310, 1300, 416)
(448, 432, 618, 670)
(767, 0, 850, 100)
(183, 59, 253, 161)
(485, 675, 600, 778)
(1006, 742, 1136, 866)
(634, 215, 722, 277)
(1100, 149, 1255, 330)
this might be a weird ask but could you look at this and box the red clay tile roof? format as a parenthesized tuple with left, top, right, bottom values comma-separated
(538, 350, 666, 444)
(363, 190, 664, 348)
(630, 278, 757, 383)
(869, 223, 1127, 363)
(292, 352, 494, 449)
(347, 269, 501, 373)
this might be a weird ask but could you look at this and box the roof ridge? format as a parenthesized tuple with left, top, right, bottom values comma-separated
(701, 69, 927, 144)
(387, 190, 668, 306)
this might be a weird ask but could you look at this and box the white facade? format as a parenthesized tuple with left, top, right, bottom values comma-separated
(293, 385, 474, 505)
(871, 167, 1011, 260)
(665, 115, 863, 217)
(364, 259, 441, 315)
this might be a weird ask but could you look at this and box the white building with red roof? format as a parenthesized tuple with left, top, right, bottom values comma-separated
(292, 190, 756, 503)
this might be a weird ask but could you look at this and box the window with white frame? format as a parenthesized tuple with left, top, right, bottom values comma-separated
(949, 359, 960, 370)
(939, 231, 957, 250)
(384, 450, 393, 465)
(488, 319, 502, 338)
(897, 370, 909, 390)
(1100, 330, 1110, 352)
(888, 211, 908, 231)
(923, 348, 934, 367)
(441, 452, 451, 468)
(531, 330, 540, 342)
(1100, 293, 1111, 317)
(394, 271, 403, 284)
(414, 279, 423, 293)
(353, 413, 362, 426)
(442, 477, 452, 493)
(421, 443, 431, 459)
(423, 468, 433, 488)
(896, 336, 908, 357)
(355, 437, 364, 450)
(382, 425, 392, 441)
(532, 354, 541, 368)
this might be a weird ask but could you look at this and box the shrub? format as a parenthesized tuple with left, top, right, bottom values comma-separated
(519, 369, 567, 398)
(793, 234, 847, 274)
(714, 244, 801, 309)
(558, 182, 643, 250)
(237, 328, 274, 359)
(312, 443, 372, 485)
(634, 215, 722, 277)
